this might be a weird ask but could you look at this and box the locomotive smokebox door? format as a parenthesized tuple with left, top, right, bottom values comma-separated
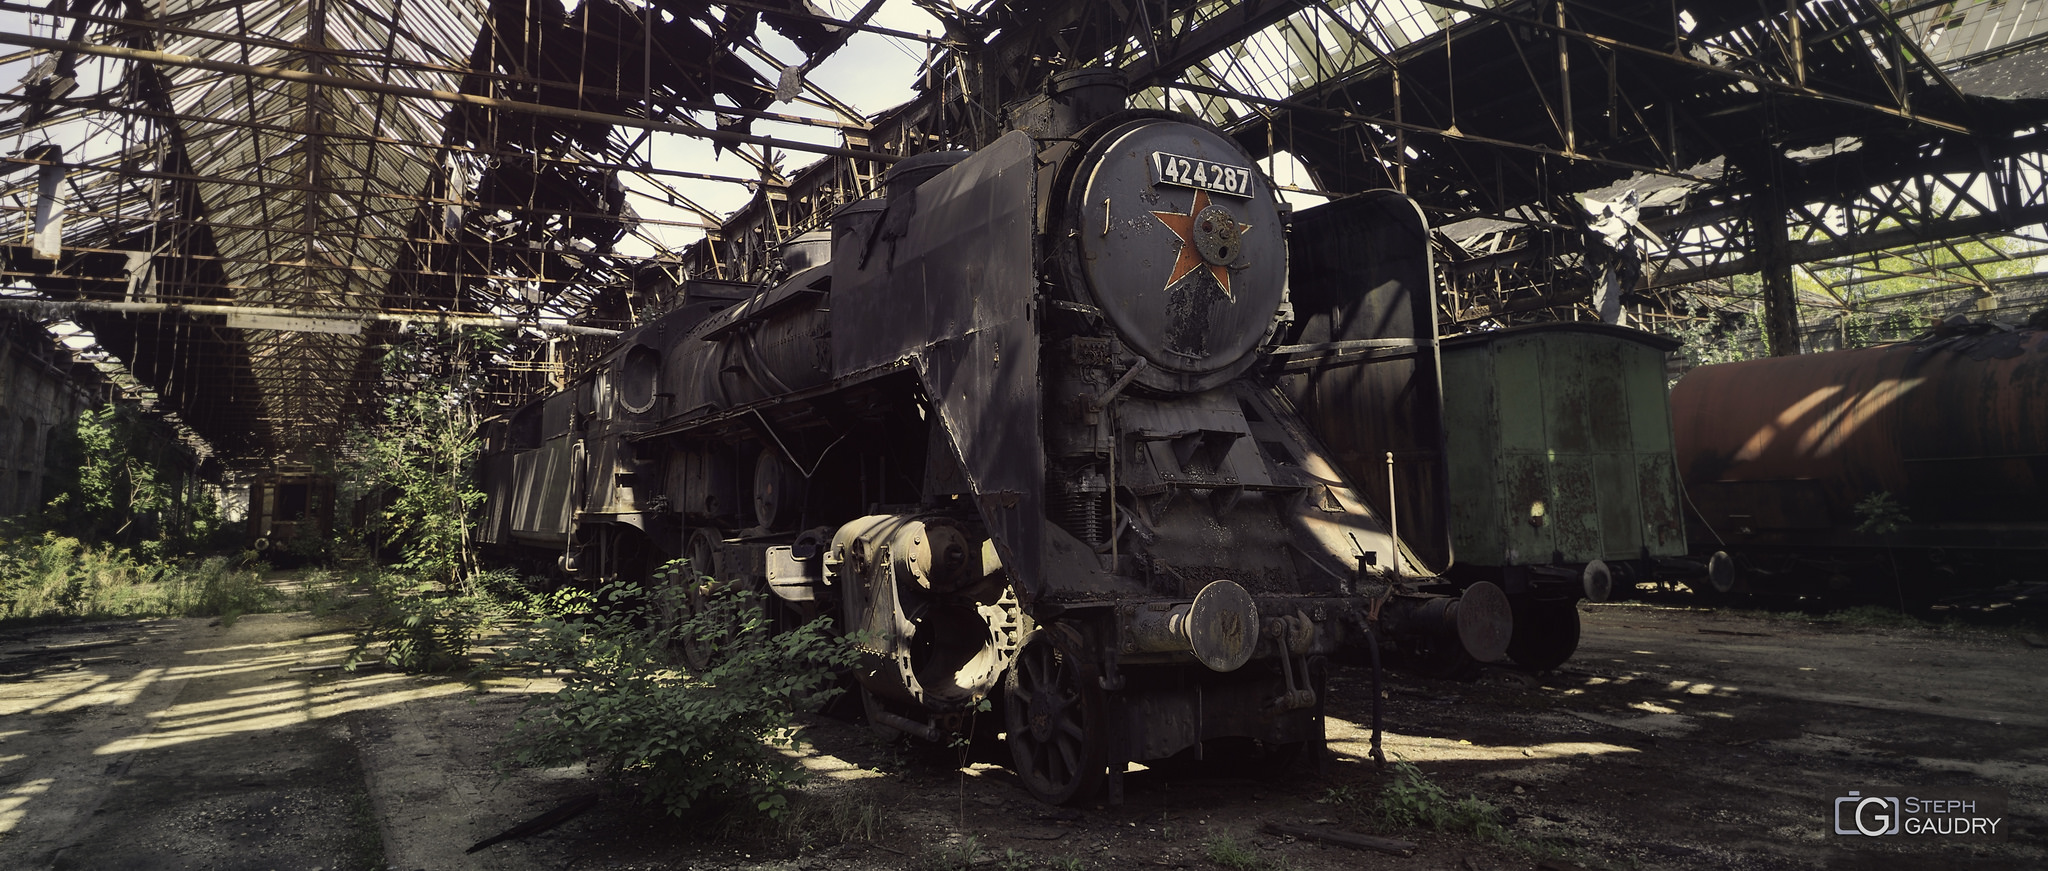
(1069, 119, 1286, 394)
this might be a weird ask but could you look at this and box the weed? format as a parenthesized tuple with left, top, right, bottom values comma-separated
(818, 794, 884, 844)
(344, 569, 502, 672)
(1202, 834, 1271, 871)
(1048, 857, 1089, 871)
(1370, 761, 1608, 866)
(918, 835, 981, 871)
(1377, 761, 1505, 840)
(1317, 784, 1367, 808)
(181, 556, 276, 626)
(774, 793, 886, 852)
(1852, 492, 1909, 535)
(295, 568, 345, 616)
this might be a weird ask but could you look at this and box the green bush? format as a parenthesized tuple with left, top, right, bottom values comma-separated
(344, 569, 503, 672)
(503, 568, 854, 819)
(332, 328, 510, 671)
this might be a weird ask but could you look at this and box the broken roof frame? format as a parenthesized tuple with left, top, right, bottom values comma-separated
(2, 0, 2047, 467)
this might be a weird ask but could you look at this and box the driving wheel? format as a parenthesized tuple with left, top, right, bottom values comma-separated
(672, 528, 726, 671)
(1003, 625, 1107, 805)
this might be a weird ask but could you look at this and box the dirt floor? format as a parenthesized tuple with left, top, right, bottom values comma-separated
(1, 595, 2042, 871)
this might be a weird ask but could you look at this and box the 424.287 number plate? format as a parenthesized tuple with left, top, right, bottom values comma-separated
(1150, 151, 1255, 198)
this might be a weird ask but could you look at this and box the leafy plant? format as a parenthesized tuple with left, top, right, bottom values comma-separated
(1655, 303, 1767, 385)
(1853, 491, 1910, 536)
(344, 569, 502, 671)
(1376, 761, 1506, 841)
(37, 404, 221, 553)
(1853, 491, 1912, 611)
(1317, 784, 1367, 808)
(503, 568, 854, 819)
(341, 327, 496, 588)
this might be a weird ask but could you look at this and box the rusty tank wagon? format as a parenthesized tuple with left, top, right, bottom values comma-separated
(1671, 324, 2048, 601)
(480, 71, 1524, 805)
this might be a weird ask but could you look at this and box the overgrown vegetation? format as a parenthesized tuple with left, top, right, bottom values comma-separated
(1656, 233, 2042, 376)
(39, 403, 228, 556)
(341, 327, 492, 587)
(502, 569, 855, 820)
(1802, 233, 2040, 349)
(0, 393, 250, 624)
(1658, 299, 1770, 378)
(337, 327, 506, 671)
(342, 568, 511, 671)
(0, 532, 272, 624)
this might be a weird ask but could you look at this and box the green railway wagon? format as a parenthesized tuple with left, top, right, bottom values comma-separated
(1439, 322, 1691, 668)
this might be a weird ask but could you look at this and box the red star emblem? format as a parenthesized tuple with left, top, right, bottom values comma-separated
(1150, 189, 1246, 298)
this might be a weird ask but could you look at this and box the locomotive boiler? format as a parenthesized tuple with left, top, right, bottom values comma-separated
(481, 71, 1512, 804)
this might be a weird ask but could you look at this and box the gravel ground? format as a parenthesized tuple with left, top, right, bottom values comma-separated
(1, 598, 2041, 871)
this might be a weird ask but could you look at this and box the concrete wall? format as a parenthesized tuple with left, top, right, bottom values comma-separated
(0, 316, 100, 518)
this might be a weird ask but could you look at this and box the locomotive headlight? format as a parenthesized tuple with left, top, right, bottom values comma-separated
(1192, 205, 1242, 266)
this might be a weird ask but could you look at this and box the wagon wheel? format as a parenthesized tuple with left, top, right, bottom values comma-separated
(1004, 625, 1107, 805)
(1686, 551, 1741, 604)
(1505, 597, 1582, 672)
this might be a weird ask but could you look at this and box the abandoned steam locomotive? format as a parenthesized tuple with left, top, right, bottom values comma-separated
(479, 72, 1514, 804)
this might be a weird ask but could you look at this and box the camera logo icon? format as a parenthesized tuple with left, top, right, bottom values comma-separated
(1835, 791, 1901, 836)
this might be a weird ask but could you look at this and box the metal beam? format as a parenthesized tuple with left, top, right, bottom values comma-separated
(0, 297, 621, 337)
(0, 30, 903, 164)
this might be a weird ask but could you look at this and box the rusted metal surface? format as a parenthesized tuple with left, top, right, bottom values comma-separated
(1440, 322, 1685, 567)
(1672, 327, 2048, 551)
